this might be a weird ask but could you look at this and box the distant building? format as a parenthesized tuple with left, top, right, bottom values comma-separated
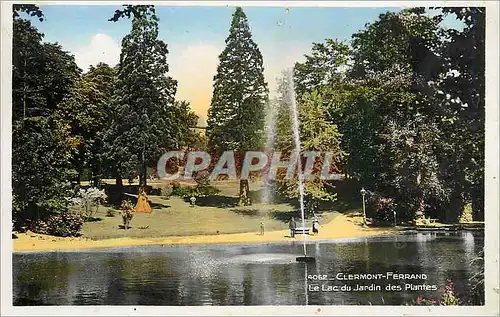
(193, 116, 207, 135)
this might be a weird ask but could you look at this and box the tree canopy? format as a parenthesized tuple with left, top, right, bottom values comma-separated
(294, 8, 485, 222)
(206, 7, 269, 152)
(102, 5, 179, 187)
(206, 7, 269, 205)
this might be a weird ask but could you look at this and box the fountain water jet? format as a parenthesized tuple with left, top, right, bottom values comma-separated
(284, 69, 315, 262)
(261, 100, 279, 204)
(261, 69, 314, 262)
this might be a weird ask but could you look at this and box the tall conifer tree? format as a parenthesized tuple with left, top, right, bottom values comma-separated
(206, 7, 268, 205)
(104, 5, 178, 188)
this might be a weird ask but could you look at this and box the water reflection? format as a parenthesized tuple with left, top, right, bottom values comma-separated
(13, 232, 484, 306)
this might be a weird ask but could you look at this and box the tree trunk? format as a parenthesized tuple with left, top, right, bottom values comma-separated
(23, 57, 27, 120)
(446, 190, 464, 223)
(76, 168, 82, 185)
(239, 179, 250, 206)
(446, 169, 466, 223)
(116, 174, 122, 187)
(116, 169, 123, 205)
(414, 197, 425, 221)
(140, 157, 147, 189)
(91, 165, 100, 188)
(140, 142, 147, 188)
(471, 186, 484, 221)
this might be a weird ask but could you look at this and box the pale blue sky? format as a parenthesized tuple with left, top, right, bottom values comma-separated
(23, 5, 459, 119)
(33, 6, 400, 46)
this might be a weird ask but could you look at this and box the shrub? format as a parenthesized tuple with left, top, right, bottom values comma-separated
(440, 279, 460, 305)
(68, 187, 107, 219)
(193, 171, 220, 196)
(411, 279, 461, 306)
(304, 194, 320, 216)
(195, 183, 220, 196)
(160, 184, 173, 199)
(170, 176, 220, 198)
(12, 117, 74, 231)
(47, 213, 85, 237)
(366, 191, 396, 224)
(374, 197, 396, 222)
(277, 179, 335, 216)
(459, 203, 473, 223)
(106, 208, 116, 217)
(28, 219, 50, 235)
(171, 184, 197, 197)
(120, 200, 134, 229)
(30, 212, 84, 237)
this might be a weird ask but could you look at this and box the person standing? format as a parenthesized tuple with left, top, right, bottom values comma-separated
(259, 221, 265, 235)
(289, 217, 297, 238)
(312, 215, 319, 235)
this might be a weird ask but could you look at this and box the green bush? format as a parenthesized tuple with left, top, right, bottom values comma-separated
(160, 184, 173, 198)
(459, 203, 473, 223)
(171, 184, 197, 197)
(120, 201, 134, 229)
(12, 117, 74, 231)
(170, 174, 220, 198)
(28, 219, 50, 235)
(30, 212, 84, 237)
(195, 183, 220, 196)
(366, 191, 396, 224)
(193, 171, 220, 196)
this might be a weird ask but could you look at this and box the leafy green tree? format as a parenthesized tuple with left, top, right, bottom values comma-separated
(12, 18, 44, 121)
(206, 7, 269, 205)
(12, 117, 75, 228)
(41, 43, 82, 110)
(12, 4, 44, 22)
(58, 63, 116, 186)
(12, 7, 81, 228)
(294, 38, 350, 98)
(104, 5, 178, 188)
(350, 8, 443, 78)
(304, 8, 485, 223)
(12, 17, 81, 121)
(430, 7, 485, 221)
(172, 101, 207, 151)
(331, 9, 455, 221)
(356, 7, 485, 222)
(274, 72, 344, 215)
(293, 39, 352, 176)
(273, 73, 294, 150)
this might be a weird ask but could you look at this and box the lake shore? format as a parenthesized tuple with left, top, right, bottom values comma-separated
(13, 213, 397, 252)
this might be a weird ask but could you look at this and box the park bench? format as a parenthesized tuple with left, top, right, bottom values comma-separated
(294, 227, 310, 235)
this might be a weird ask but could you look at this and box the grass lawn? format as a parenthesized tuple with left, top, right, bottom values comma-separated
(76, 180, 483, 241)
(81, 180, 341, 240)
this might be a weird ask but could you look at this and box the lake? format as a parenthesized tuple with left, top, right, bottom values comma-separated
(13, 231, 484, 306)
